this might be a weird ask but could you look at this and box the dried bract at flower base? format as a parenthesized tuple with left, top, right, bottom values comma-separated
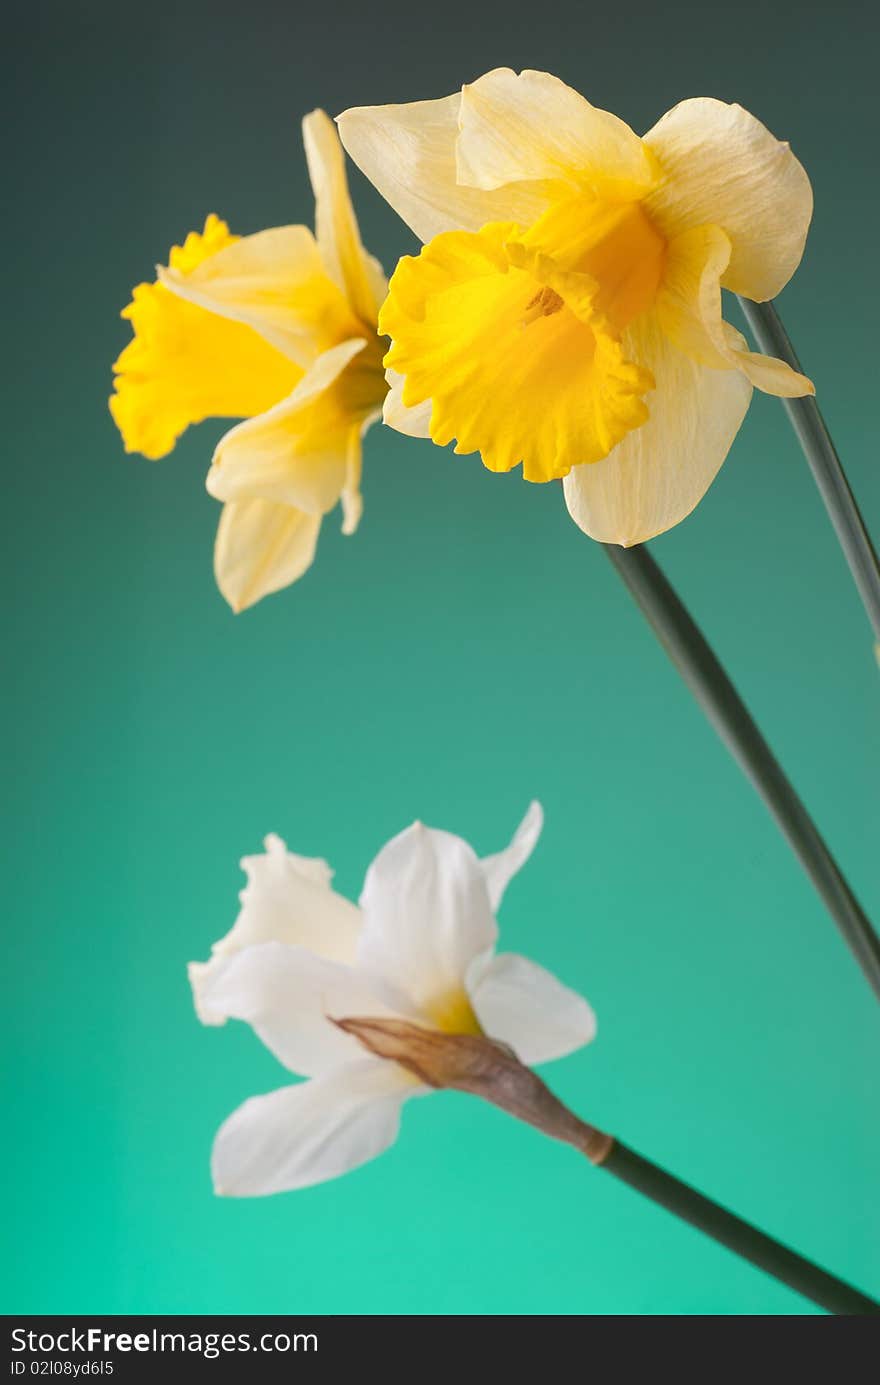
(336, 1016, 612, 1162)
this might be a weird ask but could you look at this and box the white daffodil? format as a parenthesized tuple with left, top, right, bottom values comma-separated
(190, 802, 596, 1196)
(338, 69, 814, 546)
(110, 111, 387, 611)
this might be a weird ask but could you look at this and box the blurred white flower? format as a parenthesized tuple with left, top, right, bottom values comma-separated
(190, 802, 596, 1196)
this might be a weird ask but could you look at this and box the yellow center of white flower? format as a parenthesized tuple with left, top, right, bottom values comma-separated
(423, 988, 483, 1036)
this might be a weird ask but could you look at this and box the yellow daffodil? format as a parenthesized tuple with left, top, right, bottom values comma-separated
(338, 69, 815, 545)
(110, 112, 388, 610)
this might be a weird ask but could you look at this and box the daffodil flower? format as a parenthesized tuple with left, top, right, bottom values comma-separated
(109, 112, 388, 610)
(338, 69, 815, 545)
(189, 801, 596, 1196)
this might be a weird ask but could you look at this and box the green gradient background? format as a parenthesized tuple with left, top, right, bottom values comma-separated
(4, 0, 878, 1316)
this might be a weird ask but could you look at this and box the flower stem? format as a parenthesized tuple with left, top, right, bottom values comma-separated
(736, 296, 880, 650)
(594, 1137, 878, 1315)
(341, 1018, 878, 1312)
(604, 542, 880, 1002)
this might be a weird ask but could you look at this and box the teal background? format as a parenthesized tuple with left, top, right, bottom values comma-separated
(4, 0, 878, 1316)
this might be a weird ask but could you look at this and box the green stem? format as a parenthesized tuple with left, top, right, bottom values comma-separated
(604, 542, 880, 1002)
(737, 296, 880, 649)
(600, 1139, 879, 1315)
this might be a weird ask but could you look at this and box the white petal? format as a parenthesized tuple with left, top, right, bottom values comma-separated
(158, 225, 356, 367)
(212, 1060, 419, 1196)
(480, 800, 543, 913)
(206, 339, 368, 512)
(337, 91, 554, 245)
(563, 312, 753, 545)
(189, 832, 360, 1023)
(382, 368, 432, 438)
(358, 822, 498, 1012)
(644, 98, 813, 302)
(456, 68, 657, 200)
(212, 498, 322, 613)
(467, 952, 596, 1066)
(195, 941, 410, 1076)
(302, 108, 387, 325)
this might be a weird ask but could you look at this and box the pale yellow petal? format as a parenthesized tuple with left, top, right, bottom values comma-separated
(456, 68, 658, 201)
(656, 223, 735, 369)
(563, 312, 753, 545)
(206, 338, 369, 513)
(159, 226, 361, 367)
(644, 98, 812, 301)
(658, 225, 814, 397)
(337, 92, 556, 244)
(721, 323, 814, 397)
(302, 108, 387, 326)
(214, 498, 321, 612)
(340, 432, 364, 536)
(382, 368, 432, 438)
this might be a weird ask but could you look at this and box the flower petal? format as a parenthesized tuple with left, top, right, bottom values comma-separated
(213, 496, 322, 612)
(456, 68, 657, 201)
(721, 322, 815, 398)
(206, 339, 369, 513)
(467, 952, 596, 1066)
(655, 224, 735, 371)
(337, 91, 555, 244)
(382, 368, 432, 438)
(109, 216, 300, 460)
(189, 832, 361, 1023)
(302, 108, 387, 326)
(194, 940, 410, 1076)
(644, 98, 812, 301)
(480, 801, 543, 913)
(358, 821, 498, 1015)
(212, 1060, 419, 1196)
(159, 225, 361, 367)
(563, 312, 753, 545)
(657, 225, 814, 397)
(339, 432, 365, 536)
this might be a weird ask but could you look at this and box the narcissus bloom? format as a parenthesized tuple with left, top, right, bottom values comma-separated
(189, 802, 596, 1195)
(110, 112, 387, 610)
(338, 69, 815, 545)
